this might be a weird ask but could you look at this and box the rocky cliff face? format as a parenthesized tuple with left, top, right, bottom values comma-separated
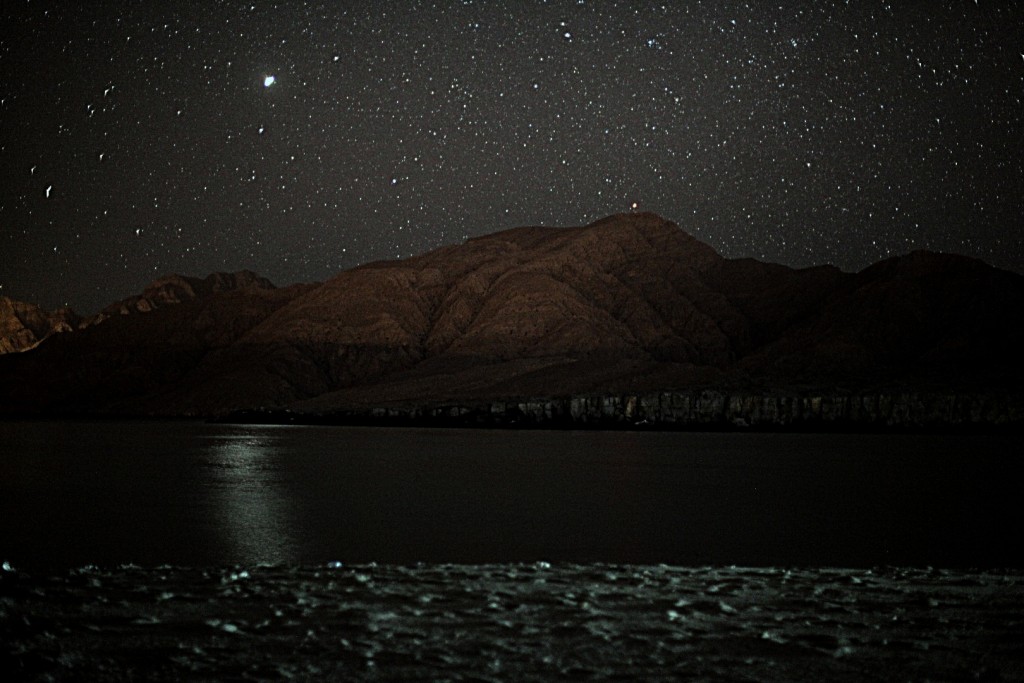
(0, 297, 81, 354)
(1, 213, 1022, 422)
(0, 271, 277, 355)
(0, 283, 312, 414)
(82, 270, 276, 326)
(168, 213, 746, 412)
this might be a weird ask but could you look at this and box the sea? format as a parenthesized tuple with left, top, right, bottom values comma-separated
(2, 420, 1023, 680)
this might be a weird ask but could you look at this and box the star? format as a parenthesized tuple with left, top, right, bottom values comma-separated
(0, 3, 1021, 314)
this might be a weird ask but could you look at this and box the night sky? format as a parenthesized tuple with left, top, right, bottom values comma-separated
(2, 1, 1022, 313)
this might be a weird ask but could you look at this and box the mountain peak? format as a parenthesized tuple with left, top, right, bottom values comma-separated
(88, 270, 276, 324)
(2, 215, 1022, 416)
(144, 270, 275, 295)
(455, 212, 715, 268)
(584, 210, 675, 229)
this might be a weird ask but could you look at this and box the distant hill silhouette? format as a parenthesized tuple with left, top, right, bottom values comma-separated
(1, 213, 1022, 419)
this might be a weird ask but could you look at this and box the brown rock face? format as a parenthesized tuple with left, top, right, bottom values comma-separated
(83, 270, 276, 326)
(173, 213, 749, 411)
(0, 283, 312, 415)
(0, 213, 1021, 416)
(0, 297, 81, 354)
(0, 271, 276, 356)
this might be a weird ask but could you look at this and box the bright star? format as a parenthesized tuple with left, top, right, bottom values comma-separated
(264, 75, 276, 87)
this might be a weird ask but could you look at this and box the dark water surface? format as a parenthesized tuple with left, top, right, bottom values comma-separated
(3, 421, 1024, 680)
(4, 563, 1024, 681)
(1, 421, 1023, 568)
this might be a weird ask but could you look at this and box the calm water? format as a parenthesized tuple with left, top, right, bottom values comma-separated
(1, 421, 1021, 569)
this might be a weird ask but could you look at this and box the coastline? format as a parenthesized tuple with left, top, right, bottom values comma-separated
(217, 388, 1024, 433)
(3, 389, 1022, 434)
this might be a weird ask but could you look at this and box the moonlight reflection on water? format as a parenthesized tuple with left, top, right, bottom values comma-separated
(205, 433, 295, 566)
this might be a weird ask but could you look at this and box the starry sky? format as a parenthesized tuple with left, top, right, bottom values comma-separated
(1, 1, 1022, 313)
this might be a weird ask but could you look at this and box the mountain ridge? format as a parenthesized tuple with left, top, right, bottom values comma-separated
(0, 270, 277, 355)
(1, 212, 1021, 422)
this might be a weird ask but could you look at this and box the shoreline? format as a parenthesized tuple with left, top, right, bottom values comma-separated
(4, 389, 1022, 434)
(221, 388, 1024, 433)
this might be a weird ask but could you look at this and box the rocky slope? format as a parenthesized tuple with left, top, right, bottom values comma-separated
(1, 213, 1021, 421)
(0, 271, 277, 356)
(0, 297, 81, 354)
(82, 270, 276, 326)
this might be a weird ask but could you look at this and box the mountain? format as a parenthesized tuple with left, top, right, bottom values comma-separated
(82, 270, 276, 326)
(0, 297, 80, 354)
(1, 213, 1022, 421)
(0, 271, 277, 356)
